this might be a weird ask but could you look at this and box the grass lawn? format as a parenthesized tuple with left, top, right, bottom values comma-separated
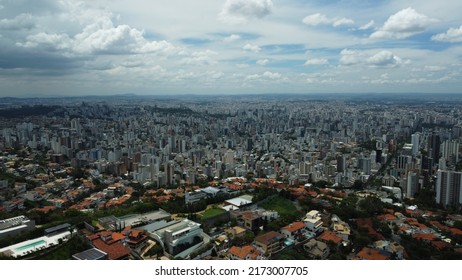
(260, 196, 298, 216)
(200, 207, 226, 220)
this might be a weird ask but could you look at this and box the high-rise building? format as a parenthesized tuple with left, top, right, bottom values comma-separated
(406, 171, 419, 198)
(436, 170, 462, 208)
(441, 140, 459, 165)
(428, 133, 441, 161)
(411, 133, 420, 156)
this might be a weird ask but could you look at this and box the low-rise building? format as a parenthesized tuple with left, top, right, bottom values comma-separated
(304, 210, 323, 233)
(228, 245, 264, 260)
(304, 239, 329, 259)
(151, 219, 207, 257)
(0, 215, 35, 240)
(281, 221, 306, 240)
(254, 231, 285, 255)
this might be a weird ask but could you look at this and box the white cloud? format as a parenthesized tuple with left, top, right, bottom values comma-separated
(262, 71, 281, 79)
(18, 32, 71, 50)
(256, 58, 269, 66)
(367, 50, 402, 67)
(243, 43, 261, 53)
(424, 65, 446, 72)
(246, 71, 281, 81)
(370, 7, 436, 39)
(181, 50, 218, 65)
(16, 4, 180, 56)
(305, 58, 328, 65)
(339, 49, 361, 66)
(223, 34, 241, 42)
(302, 13, 354, 27)
(0, 13, 35, 30)
(219, 0, 273, 24)
(431, 26, 462, 42)
(358, 20, 375, 30)
(340, 49, 404, 68)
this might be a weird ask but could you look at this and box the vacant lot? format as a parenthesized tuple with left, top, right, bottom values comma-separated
(260, 196, 298, 216)
(200, 207, 227, 220)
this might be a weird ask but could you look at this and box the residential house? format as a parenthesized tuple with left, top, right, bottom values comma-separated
(354, 247, 390, 260)
(318, 230, 342, 247)
(225, 226, 246, 239)
(304, 210, 323, 233)
(281, 221, 306, 241)
(254, 231, 285, 255)
(121, 226, 148, 251)
(331, 215, 351, 241)
(239, 211, 264, 231)
(87, 232, 132, 260)
(304, 239, 329, 259)
(228, 245, 264, 260)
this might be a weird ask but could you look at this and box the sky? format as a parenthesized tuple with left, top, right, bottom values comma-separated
(1, 0, 462, 97)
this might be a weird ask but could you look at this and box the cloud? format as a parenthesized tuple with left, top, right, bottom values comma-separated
(243, 43, 261, 53)
(358, 20, 375, 30)
(18, 32, 71, 50)
(367, 50, 402, 67)
(304, 58, 328, 65)
(424, 65, 446, 72)
(262, 71, 281, 79)
(247, 71, 282, 81)
(181, 50, 218, 65)
(16, 5, 179, 56)
(219, 0, 273, 24)
(370, 7, 436, 39)
(256, 58, 269, 66)
(339, 49, 361, 66)
(431, 26, 462, 42)
(0, 13, 35, 30)
(223, 34, 241, 42)
(302, 13, 354, 27)
(340, 49, 404, 67)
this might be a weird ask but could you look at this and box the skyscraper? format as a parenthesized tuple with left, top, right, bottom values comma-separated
(436, 170, 462, 208)
(411, 133, 420, 156)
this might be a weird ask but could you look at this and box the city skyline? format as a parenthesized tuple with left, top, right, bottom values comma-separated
(1, 0, 462, 97)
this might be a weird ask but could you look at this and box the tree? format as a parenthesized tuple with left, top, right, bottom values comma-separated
(352, 180, 364, 190)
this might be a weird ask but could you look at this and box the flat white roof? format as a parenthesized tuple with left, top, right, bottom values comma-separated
(225, 196, 252, 207)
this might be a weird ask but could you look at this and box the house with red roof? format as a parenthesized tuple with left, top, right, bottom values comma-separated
(318, 230, 342, 247)
(228, 245, 264, 260)
(354, 247, 390, 260)
(87, 231, 132, 260)
(281, 221, 306, 240)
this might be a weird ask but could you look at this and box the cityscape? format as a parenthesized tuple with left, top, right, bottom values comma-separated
(0, 94, 461, 260)
(1, 0, 462, 263)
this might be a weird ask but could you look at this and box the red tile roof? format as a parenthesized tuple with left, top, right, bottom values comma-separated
(412, 233, 437, 241)
(92, 238, 131, 260)
(318, 230, 342, 245)
(431, 241, 451, 251)
(282, 221, 306, 233)
(355, 247, 390, 260)
(448, 228, 462, 235)
(229, 245, 262, 260)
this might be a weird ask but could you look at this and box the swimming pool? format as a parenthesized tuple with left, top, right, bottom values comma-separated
(15, 240, 46, 252)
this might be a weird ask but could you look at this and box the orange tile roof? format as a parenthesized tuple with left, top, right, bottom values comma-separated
(378, 214, 397, 221)
(229, 245, 259, 260)
(431, 241, 451, 251)
(318, 231, 342, 245)
(92, 238, 131, 260)
(412, 233, 437, 241)
(449, 228, 462, 235)
(282, 221, 306, 233)
(355, 247, 390, 260)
